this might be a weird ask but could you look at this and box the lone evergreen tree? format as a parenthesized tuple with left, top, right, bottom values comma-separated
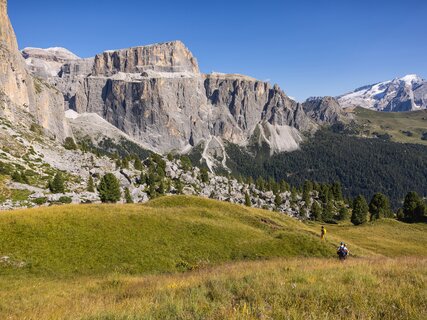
(369, 193, 392, 220)
(175, 179, 183, 195)
(98, 173, 121, 203)
(351, 195, 369, 225)
(200, 168, 209, 183)
(274, 193, 282, 207)
(245, 192, 251, 207)
(124, 187, 133, 203)
(49, 172, 65, 193)
(134, 157, 143, 171)
(403, 191, 426, 222)
(87, 175, 95, 192)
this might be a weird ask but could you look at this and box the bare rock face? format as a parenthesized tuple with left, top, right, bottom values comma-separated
(0, 0, 70, 140)
(22, 35, 317, 157)
(93, 41, 199, 76)
(302, 96, 349, 124)
(0, 0, 32, 108)
(24, 41, 317, 155)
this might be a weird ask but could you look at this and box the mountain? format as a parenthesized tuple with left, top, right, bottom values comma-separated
(0, 0, 71, 140)
(338, 74, 427, 112)
(22, 41, 316, 163)
(302, 96, 351, 124)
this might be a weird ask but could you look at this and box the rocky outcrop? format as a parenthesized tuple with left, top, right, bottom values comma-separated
(338, 74, 427, 112)
(93, 41, 199, 76)
(302, 96, 349, 124)
(0, 0, 70, 140)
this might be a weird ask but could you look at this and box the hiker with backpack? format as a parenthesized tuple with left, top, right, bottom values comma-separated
(337, 242, 349, 260)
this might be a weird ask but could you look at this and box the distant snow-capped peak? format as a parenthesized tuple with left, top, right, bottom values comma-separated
(338, 74, 427, 112)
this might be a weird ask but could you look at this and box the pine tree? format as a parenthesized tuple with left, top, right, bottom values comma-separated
(302, 180, 312, 206)
(369, 193, 392, 220)
(98, 173, 121, 203)
(175, 179, 183, 195)
(331, 182, 343, 201)
(139, 172, 146, 185)
(351, 195, 369, 225)
(245, 192, 251, 207)
(158, 180, 165, 195)
(121, 157, 129, 169)
(322, 200, 334, 222)
(180, 156, 192, 172)
(311, 201, 322, 221)
(403, 191, 425, 222)
(134, 157, 143, 171)
(124, 187, 133, 203)
(49, 172, 65, 194)
(291, 187, 298, 203)
(338, 206, 350, 221)
(87, 176, 95, 192)
(274, 193, 282, 207)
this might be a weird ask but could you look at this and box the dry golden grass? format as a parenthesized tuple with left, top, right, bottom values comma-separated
(0, 257, 425, 319)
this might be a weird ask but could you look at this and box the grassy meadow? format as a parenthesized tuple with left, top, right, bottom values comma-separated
(0, 196, 426, 319)
(352, 107, 427, 144)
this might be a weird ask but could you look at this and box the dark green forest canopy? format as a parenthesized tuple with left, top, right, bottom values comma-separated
(226, 129, 427, 208)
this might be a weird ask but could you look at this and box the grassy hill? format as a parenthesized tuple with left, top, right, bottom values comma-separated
(352, 107, 427, 145)
(0, 196, 426, 319)
(0, 196, 335, 277)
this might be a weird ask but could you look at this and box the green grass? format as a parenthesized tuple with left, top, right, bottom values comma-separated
(0, 196, 426, 319)
(353, 107, 427, 145)
(0, 196, 335, 277)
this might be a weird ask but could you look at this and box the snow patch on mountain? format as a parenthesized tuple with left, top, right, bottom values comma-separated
(338, 74, 427, 112)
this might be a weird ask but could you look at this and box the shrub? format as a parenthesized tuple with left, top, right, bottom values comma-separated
(59, 196, 72, 204)
(63, 137, 77, 150)
(33, 197, 48, 205)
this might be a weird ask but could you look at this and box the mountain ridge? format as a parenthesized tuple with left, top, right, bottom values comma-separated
(338, 74, 427, 112)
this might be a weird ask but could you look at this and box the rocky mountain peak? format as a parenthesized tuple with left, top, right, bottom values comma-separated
(302, 96, 348, 124)
(93, 40, 200, 77)
(338, 74, 427, 112)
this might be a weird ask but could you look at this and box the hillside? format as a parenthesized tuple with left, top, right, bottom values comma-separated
(0, 196, 334, 276)
(352, 107, 427, 145)
(1, 196, 425, 277)
(226, 129, 427, 208)
(0, 197, 426, 319)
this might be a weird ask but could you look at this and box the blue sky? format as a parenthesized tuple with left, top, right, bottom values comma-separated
(9, 0, 427, 101)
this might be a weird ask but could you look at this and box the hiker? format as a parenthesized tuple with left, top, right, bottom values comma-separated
(337, 242, 349, 260)
(320, 226, 326, 240)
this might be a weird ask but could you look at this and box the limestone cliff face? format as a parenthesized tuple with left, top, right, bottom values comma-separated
(0, 0, 32, 108)
(23, 37, 318, 155)
(0, 0, 70, 140)
(93, 41, 199, 76)
(24, 41, 317, 154)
